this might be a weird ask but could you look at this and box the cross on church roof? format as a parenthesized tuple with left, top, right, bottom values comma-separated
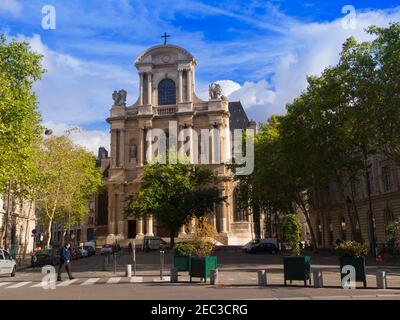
(161, 32, 171, 45)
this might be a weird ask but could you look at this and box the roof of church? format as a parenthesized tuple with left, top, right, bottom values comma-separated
(135, 44, 195, 65)
(228, 101, 250, 130)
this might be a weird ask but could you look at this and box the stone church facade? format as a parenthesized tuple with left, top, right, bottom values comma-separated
(104, 44, 256, 246)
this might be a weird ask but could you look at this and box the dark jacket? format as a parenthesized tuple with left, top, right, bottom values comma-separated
(60, 247, 71, 263)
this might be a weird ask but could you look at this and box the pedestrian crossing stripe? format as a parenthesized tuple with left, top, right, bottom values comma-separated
(57, 279, 79, 287)
(0, 282, 12, 287)
(2, 276, 163, 289)
(81, 278, 100, 285)
(106, 277, 121, 284)
(6, 281, 31, 289)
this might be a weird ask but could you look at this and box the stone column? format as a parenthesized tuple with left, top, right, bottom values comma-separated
(178, 70, 183, 103)
(138, 128, 144, 166)
(146, 215, 154, 236)
(139, 72, 143, 106)
(107, 188, 115, 235)
(179, 225, 186, 237)
(189, 218, 196, 234)
(147, 73, 152, 105)
(188, 125, 194, 163)
(119, 129, 125, 168)
(136, 217, 144, 236)
(145, 127, 153, 164)
(111, 130, 117, 168)
(220, 191, 228, 233)
(187, 69, 192, 102)
(114, 194, 118, 235)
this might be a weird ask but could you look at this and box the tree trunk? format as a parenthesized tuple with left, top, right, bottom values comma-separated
(170, 230, 175, 249)
(0, 180, 12, 249)
(22, 200, 34, 260)
(45, 220, 53, 248)
(298, 197, 318, 252)
(252, 202, 261, 240)
(336, 174, 357, 240)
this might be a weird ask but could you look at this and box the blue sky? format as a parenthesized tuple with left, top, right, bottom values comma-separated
(1, 0, 399, 153)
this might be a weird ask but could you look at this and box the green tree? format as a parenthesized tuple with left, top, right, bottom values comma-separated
(35, 135, 103, 247)
(125, 162, 224, 248)
(0, 34, 44, 248)
(278, 214, 301, 256)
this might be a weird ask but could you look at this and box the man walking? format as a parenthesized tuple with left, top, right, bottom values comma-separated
(57, 242, 75, 281)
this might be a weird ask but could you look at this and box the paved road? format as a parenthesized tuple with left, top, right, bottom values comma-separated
(1, 250, 399, 300)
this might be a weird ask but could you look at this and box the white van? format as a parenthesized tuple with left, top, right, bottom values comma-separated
(0, 249, 16, 277)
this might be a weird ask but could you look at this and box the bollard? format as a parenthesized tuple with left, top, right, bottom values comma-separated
(376, 271, 387, 289)
(126, 264, 132, 278)
(210, 269, 218, 285)
(258, 270, 267, 286)
(170, 268, 178, 283)
(313, 270, 324, 288)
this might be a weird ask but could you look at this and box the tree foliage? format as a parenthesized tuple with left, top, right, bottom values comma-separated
(125, 162, 224, 247)
(35, 135, 104, 247)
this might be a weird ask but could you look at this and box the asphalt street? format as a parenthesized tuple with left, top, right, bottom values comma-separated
(1, 250, 400, 300)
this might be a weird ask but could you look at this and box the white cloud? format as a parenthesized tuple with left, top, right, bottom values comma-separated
(0, 0, 21, 16)
(43, 122, 109, 155)
(204, 7, 400, 122)
(215, 80, 241, 96)
(18, 34, 137, 125)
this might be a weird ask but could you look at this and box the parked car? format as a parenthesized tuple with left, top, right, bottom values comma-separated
(83, 245, 96, 256)
(143, 236, 167, 252)
(31, 248, 60, 267)
(77, 247, 89, 258)
(0, 249, 17, 277)
(243, 242, 278, 254)
(101, 245, 114, 255)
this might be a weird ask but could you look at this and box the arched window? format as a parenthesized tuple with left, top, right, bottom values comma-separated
(158, 79, 176, 105)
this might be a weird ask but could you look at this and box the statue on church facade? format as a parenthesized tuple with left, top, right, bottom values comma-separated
(112, 89, 127, 106)
(208, 83, 222, 100)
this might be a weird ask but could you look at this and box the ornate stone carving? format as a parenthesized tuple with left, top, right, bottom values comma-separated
(209, 83, 222, 100)
(112, 90, 127, 106)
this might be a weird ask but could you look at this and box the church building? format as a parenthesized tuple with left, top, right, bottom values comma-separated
(104, 43, 257, 246)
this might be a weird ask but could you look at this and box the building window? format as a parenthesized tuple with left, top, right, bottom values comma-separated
(382, 166, 393, 192)
(328, 221, 334, 245)
(340, 217, 347, 241)
(158, 79, 176, 105)
(384, 206, 394, 224)
(233, 188, 247, 221)
(317, 220, 322, 246)
(129, 140, 137, 160)
(355, 220, 362, 242)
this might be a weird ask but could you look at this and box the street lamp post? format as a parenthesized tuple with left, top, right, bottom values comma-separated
(365, 162, 377, 258)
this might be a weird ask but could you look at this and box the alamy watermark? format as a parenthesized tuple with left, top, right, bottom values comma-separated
(341, 5, 357, 30)
(42, 5, 56, 30)
(141, 121, 254, 175)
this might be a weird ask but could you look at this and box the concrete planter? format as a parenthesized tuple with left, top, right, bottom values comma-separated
(173, 254, 191, 272)
(283, 256, 312, 286)
(189, 256, 217, 283)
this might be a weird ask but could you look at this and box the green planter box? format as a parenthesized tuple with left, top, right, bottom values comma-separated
(283, 256, 312, 286)
(189, 256, 217, 283)
(339, 256, 367, 288)
(173, 255, 191, 272)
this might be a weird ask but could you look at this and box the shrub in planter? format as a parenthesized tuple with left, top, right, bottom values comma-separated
(189, 217, 218, 283)
(336, 241, 368, 288)
(173, 243, 194, 272)
(279, 214, 312, 286)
